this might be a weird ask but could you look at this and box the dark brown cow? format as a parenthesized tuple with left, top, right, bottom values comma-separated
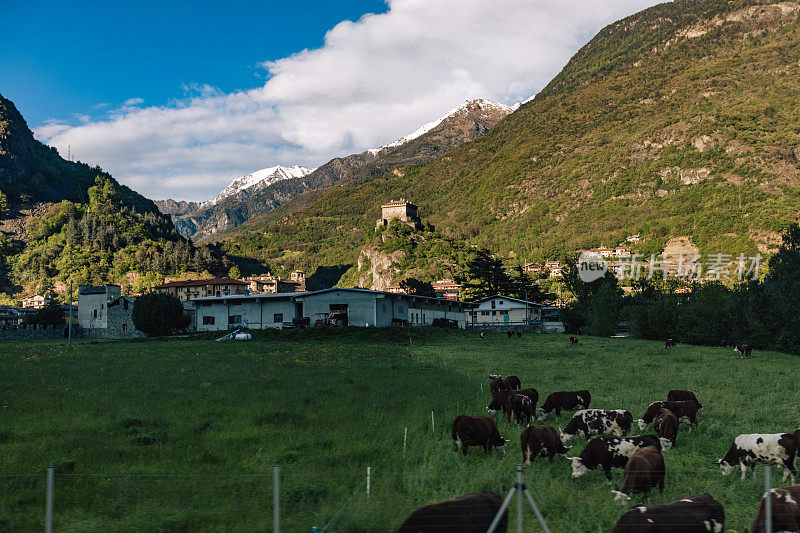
(397, 491, 507, 532)
(653, 408, 679, 449)
(488, 375, 521, 395)
(506, 394, 534, 425)
(451, 415, 508, 455)
(665, 338, 676, 349)
(487, 388, 538, 415)
(612, 446, 665, 502)
(569, 336, 581, 345)
(638, 400, 699, 430)
(736, 344, 753, 358)
(747, 484, 800, 532)
(667, 389, 703, 411)
(507, 330, 514, 338)
(537, 390, 591, 419)
(521, 425, 569, 466)
(612, 493, 725, 532)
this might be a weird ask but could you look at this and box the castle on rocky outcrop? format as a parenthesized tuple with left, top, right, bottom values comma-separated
(376, 199, 422, 230)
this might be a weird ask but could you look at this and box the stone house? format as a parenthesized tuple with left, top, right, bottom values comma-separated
(78, 285, 144, 339)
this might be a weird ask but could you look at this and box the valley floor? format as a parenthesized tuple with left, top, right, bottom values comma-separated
(0, 329, 793, 531)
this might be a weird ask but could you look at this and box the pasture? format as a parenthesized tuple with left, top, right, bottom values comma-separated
(0, 328, 796, 531)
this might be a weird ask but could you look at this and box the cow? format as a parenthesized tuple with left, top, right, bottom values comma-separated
(487, 388, 538, 415)
(717, 431, 800, 482)
(488, 375, 521, 395)
(612, 493, 725, 532)
(569, 336, 581, 346)
(479, 331, 487, 339)
(611, 446, 665, 502)
(451, 415, 508, 455)
(735, 344, 753, 358)
(638, 400, 699, 430)
(665, 338, 676, 349)
(397, 491, 507, 532)
(516, 330, 522, 338)
(521, 425, 570, 466)
(747, 484, 800, 533)
(560, 409, 633, 443)
(667, 389, 703, 412)
(507, 330, 514, 339)
(570, 434, 661, 480)
(537, 390, 591, 420)
(653, 408, 679, 450)
(506, 394, 534, 425)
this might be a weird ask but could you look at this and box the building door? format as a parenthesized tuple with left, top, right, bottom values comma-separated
(329, 304, 348, 326)
(503, 313, 510, 325)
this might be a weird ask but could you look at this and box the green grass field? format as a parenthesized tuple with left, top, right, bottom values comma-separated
(0, 329, 796, 531)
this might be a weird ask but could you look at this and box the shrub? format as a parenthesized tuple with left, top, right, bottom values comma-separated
(132, 293, 190, 337)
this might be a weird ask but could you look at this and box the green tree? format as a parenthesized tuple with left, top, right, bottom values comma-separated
(132, 293, 190, 337)
(399, 278, 435, 297)
(25, 301, 65, 326)
(458, 249, 512, 299)
(587, 281, 618, 337)
(228, 265, 242, 279)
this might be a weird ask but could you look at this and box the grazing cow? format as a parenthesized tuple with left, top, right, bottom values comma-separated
(735, 344, 753, 358)
(560, 409, 633, 443)
(569, 336, 581, 346)
(521, 425, 569, 466)
(397, 491, 507, 532)
(612, 493, 725, 532)
(479, 331, 486, 339)
(653, 408, 679, 449)
(717, 431, 800, 481)
(665, 338, 676, 349)
(537, 390, 591, 420)
(747, 484, 800, 533)
(506, 394, 534, 425)
(570, 435, 661, 480)
(507, 330, 514, 339)
(516, 330, 522, 338)
(611, 446, 665, 502)
(487, 388, 538, 415)
(667, 389, 703, 412)
(488, 375, 521, 395)
(451, 415, 508, 455)
(505, 375, 521, 390)
(638, 400, 699, 430)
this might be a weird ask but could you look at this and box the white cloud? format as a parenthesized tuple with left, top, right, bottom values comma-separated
(37, 0, 661, 201)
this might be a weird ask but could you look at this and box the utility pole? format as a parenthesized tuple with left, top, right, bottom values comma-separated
(68, 280, 73, 344)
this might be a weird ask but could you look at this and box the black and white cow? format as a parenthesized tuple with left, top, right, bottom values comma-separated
(748, 484, 800, 533)
(611, 446, 665, 502)
(735, 344, 753, 358)
(667, 389, 703, 412)
(717, 431, 800, 482)
(653, 408, 679, 450)
(537, 390, 591, 420)
(612, 493, 725, 533)
(638, 400, 699, 430)
(397, 491, 507, 532)
(521, 425, 570, 466)
(560, 409, 633, 443)
(451, 415, 509, 455)
(570, 434, 661, 480)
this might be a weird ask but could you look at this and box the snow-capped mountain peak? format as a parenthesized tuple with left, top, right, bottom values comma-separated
(207, 165, 313, 205)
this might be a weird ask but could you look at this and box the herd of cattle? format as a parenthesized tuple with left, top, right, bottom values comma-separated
(399, 373, 800, 532)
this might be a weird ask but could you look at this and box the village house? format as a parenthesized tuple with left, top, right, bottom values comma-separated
(467, 296, 543, 328)
(431, 279, 461, 300)
(77, 285, 144, 339)
(627, 234, 641, 244)
(544, 261, 563, 277)
(0, 307, 26, 328)
(21, 294, 53, 309)
(154, 278, 248, 302)
(243, 270, 306, 294)
(191, 287, 471, 332)
(522, 262, 543, 275)
(376, 199, 422, 230)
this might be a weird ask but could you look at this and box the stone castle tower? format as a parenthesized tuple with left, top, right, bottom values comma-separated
(376, 199, 422, 230)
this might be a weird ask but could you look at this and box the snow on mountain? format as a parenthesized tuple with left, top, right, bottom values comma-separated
(373, 99, 514, 153)
(207, 165, 313, 205)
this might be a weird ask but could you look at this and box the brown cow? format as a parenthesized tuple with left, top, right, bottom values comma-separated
(487, 388, 538, 415)
(506, 394, 535, 425)
(612, 446, 665, 502)
(521, 425, 569, 466)
(489, 375, 521, 395)
(451, 415, 508, 455)
(736, 344, 753, 358)
(612, 493, 724, 532)
(397, 491, 507, 532)
(638, 400, 698, 430)
(665, 338, 676, 349)
(747, 484, 800, 532)
(653, 408, 679, 449)
(667, 389, 703, 411)
(537, 390, 591, 420)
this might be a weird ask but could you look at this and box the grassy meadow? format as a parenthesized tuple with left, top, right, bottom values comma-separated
(0, 328, 797, 531)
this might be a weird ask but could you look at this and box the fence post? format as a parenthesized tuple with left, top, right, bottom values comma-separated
(516, 465, 524, 533)
(366, 467, 371, 499)
(45, 465, 54, 533)
(431, 411, 435, 433)
(273, 465, 280, 533)
(765, 465, 772, 533)
(403, 427, 408, 457)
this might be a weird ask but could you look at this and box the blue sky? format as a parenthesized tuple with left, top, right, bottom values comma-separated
(2, 0, 660, 201)
(1, 0, 388, 126)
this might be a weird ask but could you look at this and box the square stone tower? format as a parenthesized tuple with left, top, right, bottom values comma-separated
(376, 199, 422, 229)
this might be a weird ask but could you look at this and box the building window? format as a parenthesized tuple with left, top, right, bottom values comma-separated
(273, 313, 283, 323)
(202, 316, 215, 325)
(491, 300, 496, 309)
(492, 311, 496, 316)
(481, 311, 490, 316)
(93, 309, 98, 318)
(228, 315, 242, 325)
(122, 324, 128, 331)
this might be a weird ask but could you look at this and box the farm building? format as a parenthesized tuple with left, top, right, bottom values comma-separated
(191, 288, 471, 331)
(467, 295, 543, 329)
(77, 285, 145, 339)
(154, 277, 248, 302)
(21, 294, 54, 309)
